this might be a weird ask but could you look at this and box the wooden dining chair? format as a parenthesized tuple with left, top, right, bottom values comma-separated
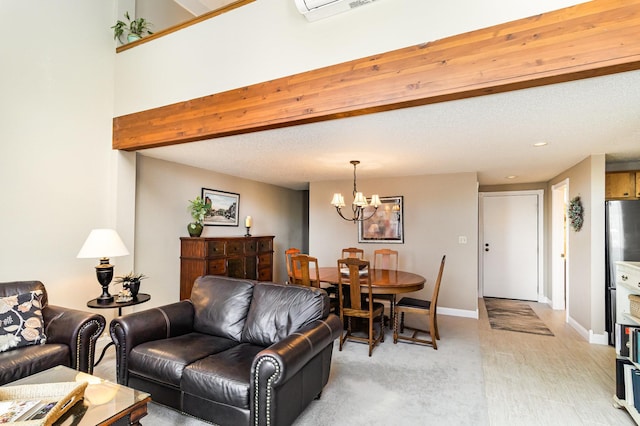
(291, 254, 321, 288)
(393, 255, 446, 349)
(373, 248, 398, 270)
(373, 248, 399, 324)
(341, 247, 364, 259)
(285, 247, 301, 284)
(292, 254, 339, 313)
(337, 257, 384, 356)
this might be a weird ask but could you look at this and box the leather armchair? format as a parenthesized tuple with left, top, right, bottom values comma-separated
(0, 281, 106, 385)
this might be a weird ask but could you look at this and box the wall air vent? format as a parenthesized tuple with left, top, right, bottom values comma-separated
(294, 0, 381, 22)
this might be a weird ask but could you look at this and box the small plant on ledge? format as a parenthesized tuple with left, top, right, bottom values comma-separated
(112, 11, 153, 44)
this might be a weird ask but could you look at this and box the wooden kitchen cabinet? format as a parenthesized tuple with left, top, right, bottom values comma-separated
(180, 236, 274, 299)
(606, 171, 637, 200)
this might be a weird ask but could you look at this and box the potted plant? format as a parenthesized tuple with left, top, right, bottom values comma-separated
(114, 272, 147, 299)
(112, 11, 153, 44)
(188, 196, 211, 237)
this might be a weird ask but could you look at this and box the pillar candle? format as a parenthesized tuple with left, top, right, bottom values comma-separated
(245, 216, 252, 227)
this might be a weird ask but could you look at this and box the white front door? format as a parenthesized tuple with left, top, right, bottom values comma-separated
(480, 192, 540, 301)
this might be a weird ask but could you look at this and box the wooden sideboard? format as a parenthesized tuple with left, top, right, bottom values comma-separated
(180, 236, 274, 300)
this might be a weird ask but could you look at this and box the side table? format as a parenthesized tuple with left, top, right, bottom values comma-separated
(87, 293, 150, 366)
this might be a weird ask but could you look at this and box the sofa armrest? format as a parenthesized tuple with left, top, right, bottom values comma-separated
(43, 305, 106, 374)
(110, 300, 194, 385)
(250, 313, 341, 424)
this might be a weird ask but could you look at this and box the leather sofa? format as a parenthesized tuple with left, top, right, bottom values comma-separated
(0, 280, 106, 385)
(110, 275, 342, 426)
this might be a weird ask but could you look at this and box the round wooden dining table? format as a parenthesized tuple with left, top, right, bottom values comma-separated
(316, 267, 425, 327)
(316, 267, 425, 294)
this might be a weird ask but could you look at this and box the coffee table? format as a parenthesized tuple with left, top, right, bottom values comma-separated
(8, 365, 150, 425)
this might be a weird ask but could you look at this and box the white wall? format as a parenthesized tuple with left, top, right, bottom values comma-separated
(114, 0, 583, 116)
(549, 155, 606, 342)
(136, 0, 194, 33)
(134, 156, 305, 309)
(0, 1, 130, 315)
(310, 172, 479, 318)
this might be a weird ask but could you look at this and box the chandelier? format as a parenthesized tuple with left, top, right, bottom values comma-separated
(331, 160, 381, 222)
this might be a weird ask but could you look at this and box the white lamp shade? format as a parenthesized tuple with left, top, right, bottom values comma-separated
(77, 229, 130, 259)
(353, 192, 368, 207)
(370, 194, 382, 207)
(331, 193, 346, 208)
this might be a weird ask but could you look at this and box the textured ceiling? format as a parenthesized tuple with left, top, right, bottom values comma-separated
(140, 69, 640, 190)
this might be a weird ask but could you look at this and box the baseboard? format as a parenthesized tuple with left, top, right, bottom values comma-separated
(567, 315, 608, 345)
(567, 315, 589, 341)
(439, 306, 478, 319)
(543, 297, 566, 311)
(589, 330, 609, 345)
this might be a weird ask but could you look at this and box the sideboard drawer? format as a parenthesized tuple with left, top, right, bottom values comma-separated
(257, 238, 272, 252)
(207, 241, 225, 257)
(227, 241, 244, 255)
(245, 240, 257, 253)
(207, 259, 226, 275)
(258, 268, 272, 281)
(258, 253, 272, 267)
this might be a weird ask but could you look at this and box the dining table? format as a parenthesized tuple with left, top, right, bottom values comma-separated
(316, 267, 425, 294)
(315, 266, 426, 323)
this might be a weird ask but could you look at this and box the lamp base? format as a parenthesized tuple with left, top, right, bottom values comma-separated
(96, 294, 114, 304)
(95, 259, 115, 304)
(245, 226, 251, 237)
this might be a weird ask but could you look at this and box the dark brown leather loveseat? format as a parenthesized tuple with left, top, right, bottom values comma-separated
(0, 280, 106, 385)
(110, 275, 342, 426)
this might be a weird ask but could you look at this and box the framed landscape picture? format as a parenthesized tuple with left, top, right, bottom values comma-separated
(201, 188, 240, 226)
(358, 196, 404, 243)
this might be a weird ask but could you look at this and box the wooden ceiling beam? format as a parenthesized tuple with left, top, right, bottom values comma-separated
(113, 0, 640, 151)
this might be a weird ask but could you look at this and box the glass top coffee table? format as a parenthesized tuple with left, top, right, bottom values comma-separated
(8, 365, 150, 425)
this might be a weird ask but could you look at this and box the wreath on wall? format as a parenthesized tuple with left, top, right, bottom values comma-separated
(568, 196, 584, 232)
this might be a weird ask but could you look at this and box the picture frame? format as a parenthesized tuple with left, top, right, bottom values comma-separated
(201, 188, 240, 226)
(358, 196, 404, 243)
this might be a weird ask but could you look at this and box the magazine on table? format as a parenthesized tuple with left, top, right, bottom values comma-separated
(0, 399, 57, 423)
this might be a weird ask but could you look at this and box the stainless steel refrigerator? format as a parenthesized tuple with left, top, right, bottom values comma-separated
(606, 200, 640, 345)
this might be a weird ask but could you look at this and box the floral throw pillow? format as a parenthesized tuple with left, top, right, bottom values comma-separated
(0, 290, 46, 353)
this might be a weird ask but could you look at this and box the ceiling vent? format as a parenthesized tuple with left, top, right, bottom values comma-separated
(294, 0, 381, 22)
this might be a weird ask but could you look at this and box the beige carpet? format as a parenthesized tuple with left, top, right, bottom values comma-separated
(484, 297, 554, 336)
(93, 314, 489, 425)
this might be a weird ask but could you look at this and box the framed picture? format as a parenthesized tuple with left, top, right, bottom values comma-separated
(201, 188, 240, 226)
(358, 196, 404, 244)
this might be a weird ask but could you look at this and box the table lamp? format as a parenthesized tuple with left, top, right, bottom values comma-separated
(77, 229, 130, 304)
